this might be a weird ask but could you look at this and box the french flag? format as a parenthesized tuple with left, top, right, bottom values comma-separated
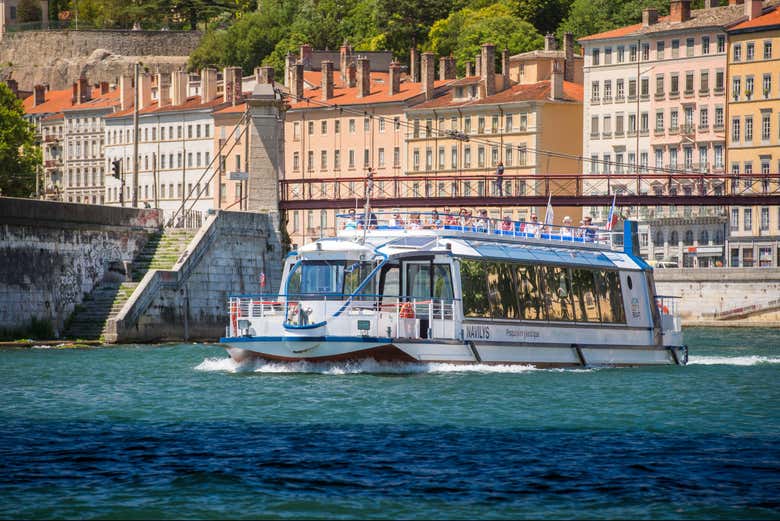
(606, 194, 618, 231)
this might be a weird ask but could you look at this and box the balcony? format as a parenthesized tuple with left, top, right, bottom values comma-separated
(684, 89, 695, 98)
(640, 93, 650, 101)
(680, 124, 696, 137)
(699, 89, 710, 97)
(698, 124, 710, 132)
(44, 135, 60, 143)
(640, 128, 650, 137)
(655, 92, 665, 101)
(713, 123, 725, 132)
(669, 126, 680, 135)
(654, 128, 666, 137)
(669, 91, 680, 100)
(44, 159, 62, 168)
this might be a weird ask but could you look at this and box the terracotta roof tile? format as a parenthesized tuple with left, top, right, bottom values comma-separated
(23, 85, 121, 115)
(731, 6, 780, 30)
(410, 80, 582, 110)
(106, 95, 228, 119)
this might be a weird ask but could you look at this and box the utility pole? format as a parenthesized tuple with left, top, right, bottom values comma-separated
(132, 62, 140, 208)
(243, 104, 250, 211)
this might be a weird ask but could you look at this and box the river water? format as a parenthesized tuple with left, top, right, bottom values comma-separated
(0, 327, 778, 519)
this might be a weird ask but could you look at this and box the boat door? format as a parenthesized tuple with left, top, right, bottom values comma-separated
(402, 258, 433, 338)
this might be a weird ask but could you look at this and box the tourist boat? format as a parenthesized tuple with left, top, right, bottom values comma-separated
(220, 212, 687, 367)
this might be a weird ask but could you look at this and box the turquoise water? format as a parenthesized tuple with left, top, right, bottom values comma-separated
(0, 328, 778, 519)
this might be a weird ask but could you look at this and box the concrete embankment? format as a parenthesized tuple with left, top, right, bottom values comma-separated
(0, 197, 161, 338)
(654, 268, 780, 327)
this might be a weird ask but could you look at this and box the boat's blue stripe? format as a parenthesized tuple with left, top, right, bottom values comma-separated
(220, 336, 393, 344)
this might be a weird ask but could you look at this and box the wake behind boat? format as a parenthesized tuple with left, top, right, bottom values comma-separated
(220, 212, 687, 367)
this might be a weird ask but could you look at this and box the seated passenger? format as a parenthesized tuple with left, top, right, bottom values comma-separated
(475, 209, 489, 231)
(389, 212, 405, 228)
(581, 216, 596, 242)
(501, 215, 514, 232)
(343, 209, 358, 230)
(561, 215, 574, 240)
(408, 212, 423, 230)
(429, 210, 442, 228)
(525, 213, 540, 236)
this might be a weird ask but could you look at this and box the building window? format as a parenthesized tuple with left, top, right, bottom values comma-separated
(307, 151, 314, 171)
(293, 152, 299, 171)
(364, 148, 370, 167)
(321, 121, 327, 134)
(670, 74, 679, 96)
(731, 208, 739, 231)
(378, 118, 385, 133)
(604, 47, 612, 64)
(762, 113, 771, 141)
(642, 43, 649, 61)
(734, 44, 742, 62)
(764, 41, 773, 60)
(335, 120, 341, 133)
(732, 117, 741, 142)
(717, 35, 726, 53)
(671, 39, 679, 58)
(744, 208, 752, 231)
(364, 117, 370, 132)
(763, 74, 772, 99)
(394, 147, 400, 167)
(686, 38, 694, 57)
(700, 108, 709, 128)
(378, 148, 385, 168)
(320, 150, 327, 170)
(656, 41, 664, 59)
(745, 116, 753, 142)
(747, 42, 755, 61)
(349, 119, 356, 133)
(413, 148, 420, 170)
(334, 150, 340, 170)
(700, 71, 709, 93)
(630, 44, 637, 62)
(451, 146, 458, 168)
(761, 208, 769, 231)
(702, 36, 710, 55)
(349, 149, 355, 168)
(592, 48, 600, 65)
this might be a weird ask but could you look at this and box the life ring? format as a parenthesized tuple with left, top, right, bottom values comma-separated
(399, 302, 415, 319)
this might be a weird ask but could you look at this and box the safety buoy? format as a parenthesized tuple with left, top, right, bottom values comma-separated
(399, 302, 415, 319)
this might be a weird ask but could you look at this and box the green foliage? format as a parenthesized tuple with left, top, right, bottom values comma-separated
(17, 0, 42, 22)
(0, 83, 40, 198)
(558, 0, 669, 41)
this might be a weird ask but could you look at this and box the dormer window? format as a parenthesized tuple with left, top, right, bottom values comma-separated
(455, 86, 464, 98)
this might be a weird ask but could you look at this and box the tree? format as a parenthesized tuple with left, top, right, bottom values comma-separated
(0, 84, 41, 198)
(374, 0, 453, 59)
(558, 0, 669, 41)
(17, 0, 42, 23)
(509, 0, 574, 35)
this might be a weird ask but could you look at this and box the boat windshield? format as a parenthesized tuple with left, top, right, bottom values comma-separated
(286, 260, 376, 298)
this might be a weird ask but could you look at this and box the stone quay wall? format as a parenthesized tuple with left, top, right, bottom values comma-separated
(654, 268, 780, 326)
(106, 210, 284, 343)
(0, 197, 162, 337)
(0, 30, 202, 90)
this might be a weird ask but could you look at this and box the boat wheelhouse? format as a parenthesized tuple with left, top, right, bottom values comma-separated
(221, 213, 686, 367)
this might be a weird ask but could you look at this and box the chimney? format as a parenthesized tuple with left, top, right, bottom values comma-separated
(100, 81, 109, 95)
(290, 62, 304, 101)
(300, 44, 313, 68)
(550, 60, 564, 100)
(410, 48, 419, 82)
(705, 0, 720, 7)
(78, 76, 90, 103)
(439, 56, 456, 81)
(670, 0, 692, 23)
(481, 43, 496, 97)
(475, 54, 481, 78)
(285, 52, 297, 87)
(71, 82, 78, 104)
(422, 52, 435, 100)
(201, 67, 217, 103)
(439, 56, 448, 81)
(502, 48, 510, 84)
(389, 61, 401, 95)
(157, 73, 170, 108)
(746, 0, 762, 19)
(643, 7, 659, 26)
(120, 74, 133, 111)
(465, 61, 474, 77)
(255, 66, 274, 85)
(340, 42, 352, 83)
(172, 70, 187, 106)
(544, 33, 557, 51)
(138, 73, 152, 110)
(223, 66, 242, 105)
(321, 60, 334, 100)
(357, 57, 371, 98)
(346, 61, 356, 88)
(564, 32, 575, 82)
(33, 84, 46, 107)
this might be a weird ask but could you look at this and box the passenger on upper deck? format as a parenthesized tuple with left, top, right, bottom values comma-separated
(561, 216, 574, 239)
(476, 209, 489, 232)
(525, 213, 540, 236)
(408, 212, 423, 230)
(428, 210, 442, 228)
(390, 212, 404, 227)
(443, 207, 457, 226)
(501, 215, 514, 232)
(343, 209, 358, 230)
(581, 216, 596, 242)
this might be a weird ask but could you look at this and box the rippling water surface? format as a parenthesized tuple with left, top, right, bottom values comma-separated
(1, 328, 779, 519)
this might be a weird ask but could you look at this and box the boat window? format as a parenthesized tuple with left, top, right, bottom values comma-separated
(487, 262, 519, 319)
(542, 266, 574, 321)
(570, 268, 601, 322)
(343, 261, 376, 298)
(461, 260, 490, 318)
(515, 264, 546, 320)
(593, 270, 626, 323)
(406, 263, 431, 300)
(433, 264, 454, 300)
(380, 265, 400, 306)
(286, 260, 376, 298)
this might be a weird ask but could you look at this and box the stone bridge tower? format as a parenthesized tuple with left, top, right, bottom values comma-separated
(246, 83, 285, 213)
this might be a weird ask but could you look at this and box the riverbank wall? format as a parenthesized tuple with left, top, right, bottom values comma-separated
(654, 268, 780, 327)
(0, 197, 161, 338)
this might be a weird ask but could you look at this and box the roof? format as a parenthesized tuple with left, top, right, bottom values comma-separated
(105, 95, 228, 119)
(580, 1, 780, 42)
(509, 49, 583, 61)
(42, 113, 64, 122)
(23, 85, 120, 116)
(730, 6, 780, 31)
(214, 102, 247, 115)
(288, 72, 452, 110)
(409, 80, 583, 110)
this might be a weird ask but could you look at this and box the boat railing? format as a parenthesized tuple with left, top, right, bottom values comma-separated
(336, 211, 618, 248)
(655, 295, 682, 334)
(227, 294, 459, 339)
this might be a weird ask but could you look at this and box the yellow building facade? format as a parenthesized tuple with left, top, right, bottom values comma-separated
(727, 8, 780, 267)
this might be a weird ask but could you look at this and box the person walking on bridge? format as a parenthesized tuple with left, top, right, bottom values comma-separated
(495, 161, 505, 196)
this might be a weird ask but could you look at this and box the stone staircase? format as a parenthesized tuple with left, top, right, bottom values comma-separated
(64, 229, 197, 341)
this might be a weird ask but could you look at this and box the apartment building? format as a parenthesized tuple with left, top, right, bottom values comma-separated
(406, 43, 583, 224)
(508, 33, 584, 85)
(283, 44, 453, 246)
(727, 3, 780, 267)
(23, 79, 120, 203)
(103, 69, 233, 217)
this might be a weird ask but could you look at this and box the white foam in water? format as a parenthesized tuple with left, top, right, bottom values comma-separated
(194, 357, 554, 375)
(688, 355, 780, 366)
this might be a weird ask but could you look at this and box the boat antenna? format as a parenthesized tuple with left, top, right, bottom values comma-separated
(362, 167, 374, 245)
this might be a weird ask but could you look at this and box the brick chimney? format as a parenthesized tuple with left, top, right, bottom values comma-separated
(643, 8, 659, 27)
(171, 70, 187, 106)
(410, 48, 419, 82)
(300, 44, 313, 68)
(357, 57, 371, 98)
(465, 61, 474, 77)
(563, 32, 575, 82)
(78, 76, 90, 103)
(340, 42, 352, 83)
(157, 73, 170, 108)
(321, 60, 334, 100)
(138, 73, 152, 110)
(550, 60, 564, 101)
(33, 84, 46, 107)
(389, 61, 401, 95)
(120, 74, 133, 111)
(346, 61, 356, 88)
(475, 54, 482, 78)
(670, 0, 692, 23)
(502, 48, 510, 85)
(223, 66, 242, 105)
(290, 62, 304, 101)
(422, 52, 435, 100)
(71, 82, 78, 104)
(285, 52, 297, 87)
(746, 0, 762, 19)
(255, 66, 274, 85)
(201, 67, 217, 103)
(481, 43, 496, 97)
(100, 81, 109, 95)
(544, 33, 557, 51)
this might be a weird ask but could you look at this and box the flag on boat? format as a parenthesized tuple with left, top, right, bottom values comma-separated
(259, 272, 266, 288)
(543, 194, 554, 226)
(606, 194, 618, 231)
